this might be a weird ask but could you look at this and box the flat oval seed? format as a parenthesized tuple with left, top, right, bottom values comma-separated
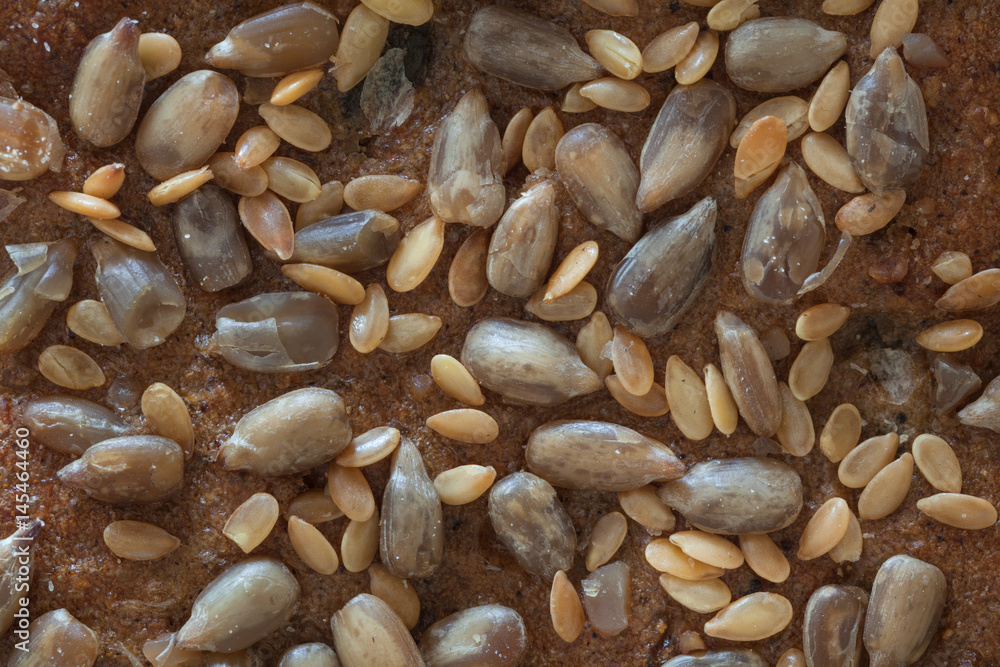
(501, 108, 533, 174)
(606, 376, 669, 417)
(739, 533, 790, 583)
(584, 0, 638, 16)
(281, 264, 364, 304)
(665, 355, 713, 440)
(379, 313, 443, 353)
(796, 303, 850, 341)
(545, 241, 599, 303)
(733, 115, 786, 198)
(715, 311, 782, 437)
(142, 382, 194, 457)
(328, 463, 375, 522)
(776, 382, 815, 456)
(526, 281, 597, 322)
(350, 284, 389, 353)
(335, 4, 390, 92)
(262, 157, 322, 203)
(707, 0, 756, 31)
(577, 312, 615, 379)
(912, 433, 962, 493)
(916, 319, 984, 352)
(586, 30, 642, 80)
(801, 132, 865, 193)
(48, 191, 120, 219)
(579, 78, 651, 113)
(271, 69, 324, 106)
(426, 409, 498, 444)
(670, 531, 743, 569)
(675, 31, 719, 85)
(449, 228, 490, 307)
(731, 96, 809, 148)
(836, 189, 907, 236)
(838, 432, 899, 488)
(103, 520, 180, 561)
(431, 354, 485, 406)
(870, 0, 918, 57)
(341, 509, 379, 572)
(585, 512, 628, 571)
(551, 570, 585, 643)
(331, 594, 422, 667)
(645, 539, 724, 580)
(295, 181, 344, 230)
(238, 191, 295, 260)
(67, 300, 124, 346)
(659, 573, 732, 614)
(936, 268, 1000, 311)
(369, 563, 420, 629)
(808, 61, 850, 132)
(337, 426, 401, 467)
(916, 493, 998, 530)
(361, 0, 432, 25)
(823, 0, 875, 13)
(828, 507, 863, 563)
(705, 593, 793, 641)
(288, 516, 339, 575)
(345, 174, 422, 212)
(223, 493, 279, 554)
(434, 465, 497, 505)
(259, 103, 332, 152)
(642, 22, 699, 73)
(612, 326, 655, 396)
(820, 403, 862, 463)
(234, 125, 281, 169)
(797, 497, 850, 560)
(522, 107, 564, 173)
(206, 153, 268, 197)
(619, 486, 675, 534)
(285, 489, 344, 524)
(931, 251, 973, 285)
(38, 345, 105, 390)
(138, 33, 181, 80)
(789, 338, 834, 401)
(147, 167, 214, 206)
(858, 453, 914, 520)
(562, 83, 597, 113)
(83, 163, 125, 199)
(387, 216, 444, 292)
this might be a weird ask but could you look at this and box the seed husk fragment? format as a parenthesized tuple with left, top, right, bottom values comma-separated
(8, 609, 98, 667)
(57, 435, 184, 504)
(22, 396, 133, 457)
(916, 319, 983, 352)
(434, 465, 496, 506)
(464, 6, 603, 90)
(731, 96, 809, 148)
(675, 30, 719, 86)
(449, 228, 490, 307)
(351, 283, 390, 353)
(585, 512, 628, 572)
(789, 338, 834, 401)
(659, 457, 803, 534)
(328, 463, 375, 522)
(935, 356, 982, 415)
(582, 562, 631, 637)
(551, 570, 585, 643)
(222, 493, 279, 554)
(526, 420, 684, 491)
(331, 594, 422, 667)
(288, 516, 339, 575)
(341, 509, 379, 573)
(334, 4, 390, 92)
(801, 132, 865, 193)
(138, 33, 182, 81)
(796, 303, 850, 341)
(0, 96, 65, 180)
(797, 497, 850, 560)
(916, 493, 998, 530)
(286, 489, 343, 524)
(864, 555, 946, 667)
(902, 33, 950, 68)
(803, 585, 868, 667)
(381, 438, 443, 579)
(659, 573, 732, 614)
(619, 485, 675, 534)
(714, 311, 782, 437)
(739, 533, 790, 583)
(420, 604, 527, 666)
(0, 522, 40, 635)
(828, 506, 863, 563)
(664, 356, 713, 440)
(522, 107, 564, 172)
(838, 432, 899, 488)
(386, 216, 444, 293)
(859, 453, 913, 520)
(606, 376, 669, 417)
(37, 345, 105, 390)
(704, 363, 738, 435)
(819, 403, 862, 463)
(725, 18, 846, 92)
(642, 22, 699, 73)
(369, 562, 420, 629)
(277, 643, 340, 667)
(487, 179, 559, 298)
(379, 313, 443, 353)
(579, 78, 651, 113)
(912, 433, 962, 493)
(705, 592, 793, 641)
(102, 520, 179, 561)
(776, 382, 815, 457)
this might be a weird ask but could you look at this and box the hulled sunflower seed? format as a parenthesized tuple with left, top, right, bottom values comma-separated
(420, 604, 527, 666)
(870, 0, 918, 57)
(675, 30, 720, 86)
(344, 174, 422, 212)
(803, 585, 868, 667)
(660, 573, 732, 614)
(912, 433, 962, 493)
(864, 555, 946, 667)
(219, 388, 351, 476)
(739, 533, 790, 583)
(586, 30, 642, 80)
(734, 115, 787, 198)
(789, 337, 834, 401)
(936, 268, 1000, 311)
(341, 509, 379, 573)
(379, 313, 443, 353)
(286, 489, 343, 524)
(66, 299, 124, 346)
(386, 216, 444, 293)
(381, 438, 443, 578)
(448, 228, 490, 307)
(527, 420, 684, 491)
(705, 592, 793, 641)
(488, 471, 576, 579)
(607, 197, 717, 337)
(725, 18, 846, 92)
(334, 4, 390, 92)
(585, 512, 628, 572)
(426, 409, 498, 444)
(288, 516, 339, 575)
(428, 89, 505, 227)
(796, 303, 851, 341)
(461, 317, 602, 406)
(369, 562, 420, 629)
(487, 179, 559, 297)
(141, 382, 194, 458)
(206, 153, 268, 197)
(902, 33, 950, 68)
(659, 457, 803, 534)
(637, 82, 736, 212)
(271, 69, 323, 106)
(579, 77, 651, 113)
(138, 32, 181, 81)
(206, 2, 340, 76)
(37, 345, 105, 390)
(501, 107, 533, 174)
(797, 497, 850, 560)
(332, 594, 422, 666)
(282, 263, 364, 304)
(57, 435, 183, 503)
(350, 283, 390, 353)
(336, 426, 401, 467)
(434, 465, 496, 506)
(715, 311, 782, 437)
(22, 396, 133, 457)
(606, 375, 669, 417)
(846, 47, 929, 193)
(0, 522, 40, 634)
(665, 356, 713, 440)
(776, 382, 815, 456)
(0, 97, 64, 180)
(103, 520, 179, 561)
(859, 453, 913, 520)
(829, 508, 863, 563)
(328, 463, 375, 522)
(551, 570, 585, 643)
(287, 209, 398, 272)
(522, 107, 564, 172)
(670, 531, 743, 570)
(663, 651, 768, 667)
(277, 643, 340, 667)
(838, 432, 899, 488)
(916, 319, 983, 352)
(48, 191, 120, 219)
(642, 22, 699, 73)
(70, 18, 145, 147)
(645, 539, 724, 580)
(173, 185, 252, 292)
(222, 492, 280, 553)
(731, 96, 809, 148)
(820, 403, 862, 462)
(582, 561, 631, 637)
(916, 493, 998, 530)
(930, 251, 973, 285)
(8, 609, 98, 667)
(555, 124, 642, 242)
(704, 363, 739, 435)
(619, 485, 675, 534)
(802, 132, 866, 193)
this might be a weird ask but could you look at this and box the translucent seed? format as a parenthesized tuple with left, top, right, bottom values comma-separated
(103, 520, 180, 561)
(739, 533, 790, 583)
(797, 497, 850, 560)
(420, 605, 527, 665)
(0, 97, 65, 180)
(341, 509, 379, 573)
(56, 435, 183, 504)
(48, 191, 120, 219)
(522, 107, 564, 173)
(912, 433, 962, 493)
(234, 125, 281, 169)
(801, 132, 865, 193)
(38, 345, 105, 390)
(138, 32, 181, 80)
(545, 241, 599, 303)
(916, 319, 984, 352)
(448, 228, 490, 307)
(585, 512, 628, 571)
(431, 355, 485, 406)
(675, 30, 719, 85)
(551, 570, 585, 643)
(295, 181, 345, 230)
(331, 594, 422, 667)
(585, 30, 642, 80)
(715, 311, 782, 437)
(238, 191, 294, 260)
(386, 216, 444, 292)
(725, 18, 846, 92)
(808, 61, 850, 132)
(581, 562, 631, 637)
(838, 432, 899, 488)
(67, 300, 124, 346)
(379, 313, 443, 353)
(334, 4, 390, 92)
(936, 268, 1000, 311)
(659, 573, 732, 614)
(426, 409, 499, 444)
(83, 163, 125, 199)
(22, 396, 132, 457)
(788, 338, 834, 401)
(704, 363, 738, 435)
(270, 69, 324, 106)
(707, 0, 758, 31)
(526, 281, 597, 322)
(350, 284, 389, 353)
(704, 593, 793, 641)
(731, 96, 809, 148)
(916, 493, 998, 530)
(259, 103, 332, 152)
(281, 263, 365, 304)
(434, 465, 497, 505)
(619, 485, 675, 534)
(858, 453, 913, 520)
(262, 157, 322, 203)
(369, 562, 420, 629)
(223, 493, 280, 554)
(930, 251, 973, 285)
(501, 107, 533, 174)
(147, 166, 214, 206)
(335, 426, 401, 468)
(902, 33, 950, 68)
(642, 22, 699, 73)
(670, 531, 744, 569)
(665, 355, 713, 440)
(487, 180, 559, 297)
(141, 382, 194, 458)
(328, 463, 375, 522)
(9, 609, 98, 665)
(278, 643, 340, 667)
(288, 516, 339, 575)
(796, 303, 850, 341)
(803, 586, 868, 667)
(606, 375, 669, 417)
(380, 439, 443, 578)
(819, 403, 862, 463)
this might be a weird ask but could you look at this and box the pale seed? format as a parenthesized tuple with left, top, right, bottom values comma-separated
(281, 263, 365, 304)
(864, 555, 946, 667)
(606, 375, 669, 417)
(670, 530, 743, 569)
(142, 382, 194, 458)
(337, 426, 401, 467)
(835, 189, 907, 236)
(912, 433, 962, 493)
(731, 96, 809, 148)
(789, 337, 834, 401)
(916, 493, 998, 530)
(222, 493, 280, 553)
(734, 115, 786, 198)
(545, 241, 599, 303)
(619, 485, 675, 534)
(551, 570, 585, 643)
(501, 108, 533, 174)
(677, 632, 708, 656)
(859, 453, 913, 520)
(819, 403, 862, 463)
(808, 61, 850, 132)
(341, 509, 380, 572)
(350, 284, 389, 353)
(644, 539, 724, 580)
(585, 512, 628, 571)
(707, 0, 758, 32)
(379, 313, 442, 353)
(344, 174, 422, 212)
(725, 18, 847, 93)
(585, 30, 642, 80)
(430, 355, 485, 406)
(822, 0, 874, 14)
(796, 303, 850, 341)
(739, 533, 789, 583)
(434, 465, 496, 505)
(715, 311, 782, 437)
(138, 33, 182, 80)
(369, 563, 420, 629)
(870, 0, 918, 57)
(270, 69, 324, 106)
(916, 319, 984, 352)
(801, 132, 865, 193)
(760, 327, 791, 361)
(562, 83, 597, 113)
(334, 4, 390, 92)
(262, 157, 322, 203)
(577, 311, 615, 379)
(936, 268, 1000, 311)
(38, 345, 104, 390)
(148, 166, 214, 206)
(797, 497, 850, 560)
(526, 281, 597, 322)
(49, 191, 120, 219)
(583, 0, 638, 16)
(705, 593, 793, 641)
(103, 520, 180, 561)
(704, 363, 738, 435)
(386, 216, 444, 292)
(611, 326, 654, 396)
(664, 355, 713, 441)
(683, 0, 723, 5)
(579, 77, 651, 113)
(903, 32, 950, 68)
(234, 125, 281, 169)
(931, 251, 973, 285)
(448, 228, 490, 307)
(838, 432, 899, 488)
(206, 152, 268, 197)
(642, 22, 699, 73)
(776, 381, 815, 457)
(328, 463, 375, 522)
(83, 163, 125, 199)
(659, 573, 732, 614)
(288, 516, 339, 575)
(828, 506, 863, 563)
(295, 180, 345, 230)
(259, 102, 332, 152)
(361, 0, 433, 25)
(426, 408, 498, 444)
(87, 216, 156, 253)
(675, 31, 719, 85)
(238, 191, 295, 260)
(285, 489, 343, 524)
(330, 593, 423, 667)
(66, 300, 124, 346)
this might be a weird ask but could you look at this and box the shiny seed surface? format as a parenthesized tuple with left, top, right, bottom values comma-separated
(789, 338, 834, 401)
(739, 533, 790, 583)
(704, 593, 793, 641)
(797, 497, 850, 560)
(386, 216, 444, 292)
(38, 345, 105, 390)
(522, 107, 564, 172)
(67, 299, 124, 346)
(642, 22, 699, 73)
(585, 512, 628, 571)
(819, 403, 862, 463)
(912, 433, 962, 493)
(917, 493, 998, 530)
(103, 520, 180, 561)
(223, 493, 280, 554)
(859, 453, 914, 520)
(551, 570, 585, 643)
(665, 355, 713, 440)
(838, 432, 899, 488)
(916, 319, 983, 352)
(434, 465, 496, 505)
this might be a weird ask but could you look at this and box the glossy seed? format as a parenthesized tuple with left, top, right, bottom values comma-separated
(335, 427, 400, 469)
(271, 69, 323, 106)
(619, 486, 675, 534)
(103, 520, 180, 561)
(430, 355, 485, 407)
(386, 216, 444, 293)
(801, 132, 865, 193)
(66, 300, 124, 346)
(584, 0, 638, 15)
(148, 166, 213, 206)
(912, 433, 962, 493)
(328, 463, 375, 523)
(705, 592, 793, 641)
(379, 313, 443, 353)
(836, 189, 907, 237)
(381, 439, 443, 578)
(48, 191, 120, 219)
(902, 33, 950, 68)
(551, 570, 585, 643)
(345, 175, 422, 213)
(262, 157, 322, 203)
(295, 182, 344, 231)
(675, 30, 719, 86)
(288, 516, 339, 575)
(819, 403, 862, 463)
(859, 453, 913, 520)
(797, 497, 850, 560)
(420, 605, 527, 666)
(286, 489, 343, 524)
(577, 311, 615, 379)
(238, 191, 294, 260)
(426, 409, 498, 444)
(671, 531, 744, 569)
(223, 493, 280, 554)
(288, 209, 401, 273)
(870, 0, 918, 57)
(586, 30, 642, 80)
(731, 96, 809, 148)
(350, 284, 390, 353)
(828, 507, 863, 563)
(704, 363, 738, 435)
(562, 82, 598, 113)
(83, 163, 125, 199)
(331, 594, 422, 666)
(803, 585, 868, 667)
(448, 228, 490, 307)
(739, 533, 790, 583)
(22, 396, 133, 457)
(776, 382, 815, 457)
(725, 18, 846, 92)
(585, 512, 628, 571)
(734, 115, 786, 198)
(715, 311, 782, 437)
(9, 609, 98, 666)
(580, 77, 651, 113)
(141, 382, 194, 457)
(369, 563, 419, 629)
(57, 435, 183, 503)
(789, 338, 834, 401)
(173, 185, 251, 292)
(258, 103, 332, 152)
(278, 643, 340, 667)
(660, 574, 732, 614)
(916, 319, 983, 352)
(38, 345, 105, 390)
(796, 303, 850, 341)
(665, 356, 713, 440)
(935, 356, 983, 415)
(838, 432, 899, 488)
(645, 539, 724, 580)
(864, 555, 946, 667)
(501, 107, 533, 174)
(434, 465, 496, 506)
(917, 493, 998, 530)
(138, 32, 181, 80)
(206, 152, 268, 197)
(931, 251, 973, 285)
(522, 107, 564, 172)
(334, 4, 390, 92)
(822, 0, 874, 13)
(341, 509, 379, 573)
(936, 268, 1000, 311)
(582, 561, 631, 637)
(708, 0, 759, 31)
(526, 281, 597, 322)
(807, 61, 850, 134)
(0, 97, 65, 180)
(280, 264, 363, 305)
(233, 125, 280, 170)
(642, 22, 699, 73)
(665, 651, 768, 666)
(606, 375, 669, 417)
(611, 327, 655, 396)
(487, 180, 559, 297)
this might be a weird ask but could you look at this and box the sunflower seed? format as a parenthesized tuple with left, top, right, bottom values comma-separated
(138, 32, 182, 81)
(351, 283, 390, 353)
(916, 319, 983, 352)
(916, 493, 998, 530)
(582, 562, 630, 637)
(379, 313, 443, 353)
(487, 180, 559, 297)
(8, 609, 98, 666)
(288, 209, 401, 273)
(731, 96, 809, 148)
(288, 516, 339, 575)
(434, 465, 496, 506)
(912, 433, 962, 493)
(663, 651, 768, 667)
(173, 185, 252, 292)
(277, 643, 340, 667)
(22, 396, 133, 457)
(704, 363, 739, 435)
(725, 18, 846, 92)
(864, 555, 946, 667)
(286, 489, 343, 524)
(705, 592, 793, 641)
(448, 228, 490, 307)
(222, 493, 280, 554)
(381, 438, 443, 578)
(606, 375, 669, 417)
(57, 435, 184, 504)
(789, 338, 834, 401)
(550, 570, 585, 643)
(103, 520, 180, 561)
(369, 562, 419, 629)
(838, 432, 899, 488)
(0, 97, 64, 180)
(828, 506, 863, 563)
(733, 115, 786, 199)
(334, 4, 390, 92)
(659, 573, 732, 614)
(642, 22, 699, 73)
(675, 30, 719, 85)
(341, 509, 379, 573)
(803, 585, 868, 667)
(739, 533, 790, 583)
(426, 409, 498, 444)
(665, 355, 713, 440)
(37, 345, 105, 390)
(522, 107, 564, 172)
(776, 382, 815, 456)
(328, 463, 375, 522)
(386, 216, 444, 293)
(802, 131, 865, 193)
(420, 605, 526, 666)
(580, 77, 651, 113)
(715, 311, 782, 437)
(819, 403, 862, 462)
(332, 594, 422, 666)
(859, 453, 913, 520)
(797, 497, 850, 560)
